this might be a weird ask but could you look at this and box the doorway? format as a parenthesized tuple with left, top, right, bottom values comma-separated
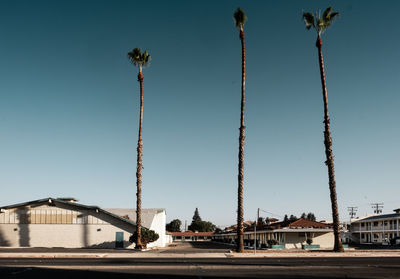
(115, 232, 124, 248)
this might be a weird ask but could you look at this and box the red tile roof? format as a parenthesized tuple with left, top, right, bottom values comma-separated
(264, 218, 332, 230)
(288, 218, 332, 228)
(241, 218, 332, 232)
(171, 231, 214, 237)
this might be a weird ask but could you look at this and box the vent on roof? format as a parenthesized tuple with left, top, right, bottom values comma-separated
(57, 197, 78, 203)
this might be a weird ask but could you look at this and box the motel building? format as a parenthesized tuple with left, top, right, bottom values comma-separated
(0, 197, 168, 249)
(349, 208, 400, 244)
(171, 231, 214, 242)
(213, 218, 334, 249)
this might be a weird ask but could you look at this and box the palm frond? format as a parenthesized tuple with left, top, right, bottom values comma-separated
(302, 12, 315, 30)
(233, 8, 247, 30)
(128, 48, 151, 67)
(327, 11, 339, 22)
(143, 51, 151, 67)
(322, 7, 333, 22)
(317, 18, 327, 33)
(303, 7, 339, 34)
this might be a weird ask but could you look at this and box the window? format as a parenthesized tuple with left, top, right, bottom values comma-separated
(361, 233, 365, 239)
(361, 223, 365, 227)
(373, 222, 378, 227)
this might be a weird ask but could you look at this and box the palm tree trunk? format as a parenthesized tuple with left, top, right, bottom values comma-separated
(316, 35, 344, 252)
(135, 70, 144, 250)
(236, 28, 246, 253)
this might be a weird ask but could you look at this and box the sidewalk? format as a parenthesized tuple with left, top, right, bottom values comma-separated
(0, 249, 399, 258)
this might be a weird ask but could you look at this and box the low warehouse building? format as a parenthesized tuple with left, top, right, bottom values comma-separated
(0, 198, 167, 249)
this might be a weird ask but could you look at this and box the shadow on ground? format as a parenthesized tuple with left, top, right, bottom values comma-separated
(189, 241, 231, 250)
(0, 266, 358, 279)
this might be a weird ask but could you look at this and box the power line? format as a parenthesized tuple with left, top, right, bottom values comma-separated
(259, 209, 284, 218)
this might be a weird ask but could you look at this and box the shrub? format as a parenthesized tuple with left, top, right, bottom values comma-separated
(306, 238, 313, 245)
(129, 227, 159, 248)
(267, 239, 278, 246)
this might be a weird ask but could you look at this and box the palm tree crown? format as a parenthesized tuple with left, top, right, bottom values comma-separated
(303, 7, 339, 35)
(234, 8, 247, 30)
(128, 48, 151, 68)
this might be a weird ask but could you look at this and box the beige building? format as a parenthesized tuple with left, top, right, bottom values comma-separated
(0, 198, 168, 248)
(350, 208, 400, 244)
(214, 218, 334, 249)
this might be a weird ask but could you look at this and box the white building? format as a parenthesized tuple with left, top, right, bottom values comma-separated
(0, 197, 168, 249)
(350, 208, 400, 244)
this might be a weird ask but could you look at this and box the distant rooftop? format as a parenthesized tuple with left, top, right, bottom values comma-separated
(171, 231, 214, 237)
(352, 209, 400, 223)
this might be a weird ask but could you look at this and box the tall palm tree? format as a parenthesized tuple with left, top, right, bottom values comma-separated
(233, 7, 247, 253)
(302, 7, 344, 252)
(127, 48, 151, 250)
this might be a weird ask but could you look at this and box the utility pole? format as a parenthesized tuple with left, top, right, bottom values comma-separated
(347, 206, 358, 233)
(185, 220, 187, 232)
(371, 203, 384, 214)
(257, 208, 260, 225)
(347, 207, 358, 220)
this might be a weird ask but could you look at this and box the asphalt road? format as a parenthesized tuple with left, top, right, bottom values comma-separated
(0, 242, 399, 279)
(1, 257, 400, 279)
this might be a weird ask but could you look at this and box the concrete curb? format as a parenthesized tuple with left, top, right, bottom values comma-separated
(0, 251, 400, 258)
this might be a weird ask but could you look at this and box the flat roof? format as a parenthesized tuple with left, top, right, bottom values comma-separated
(352, 213, 400, 223)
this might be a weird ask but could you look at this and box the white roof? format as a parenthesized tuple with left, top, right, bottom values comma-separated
(106, 208, 164, 229)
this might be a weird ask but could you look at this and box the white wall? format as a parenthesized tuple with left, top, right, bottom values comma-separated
(0, 223, 135, 248)
(284, 232, 334, 249)
(148, 210, 166, 248)
(0, 204, 138, 248)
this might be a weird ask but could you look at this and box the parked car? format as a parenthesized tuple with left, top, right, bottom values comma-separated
(390, 237, 400, 245)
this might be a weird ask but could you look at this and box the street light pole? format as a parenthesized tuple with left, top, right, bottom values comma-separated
(254, 217, 256, 255)
(254, 207, 260, 254)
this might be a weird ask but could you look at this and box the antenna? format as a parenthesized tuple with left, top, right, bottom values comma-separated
(371, 203, 384, 214)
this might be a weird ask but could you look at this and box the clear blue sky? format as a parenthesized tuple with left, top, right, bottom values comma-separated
(0, 0, 399, 228)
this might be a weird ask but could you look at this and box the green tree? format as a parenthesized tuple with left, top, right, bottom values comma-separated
(166, 219, 182, 232)
(127, 48, 151, 250)
(301, 212, 307, 219)
(257, 217, 265, 225)
(192, 208, 202, 223)
(289, 215, 297, 222)
(302, 7, 343, 252)
(129, 227, 159, 249)
(188, 208, 216, 232)
(307, 212, 317, 221)
(233, 7, 247, 254)
(188, 221, 216, 232)
(283, 215, 289, 222)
